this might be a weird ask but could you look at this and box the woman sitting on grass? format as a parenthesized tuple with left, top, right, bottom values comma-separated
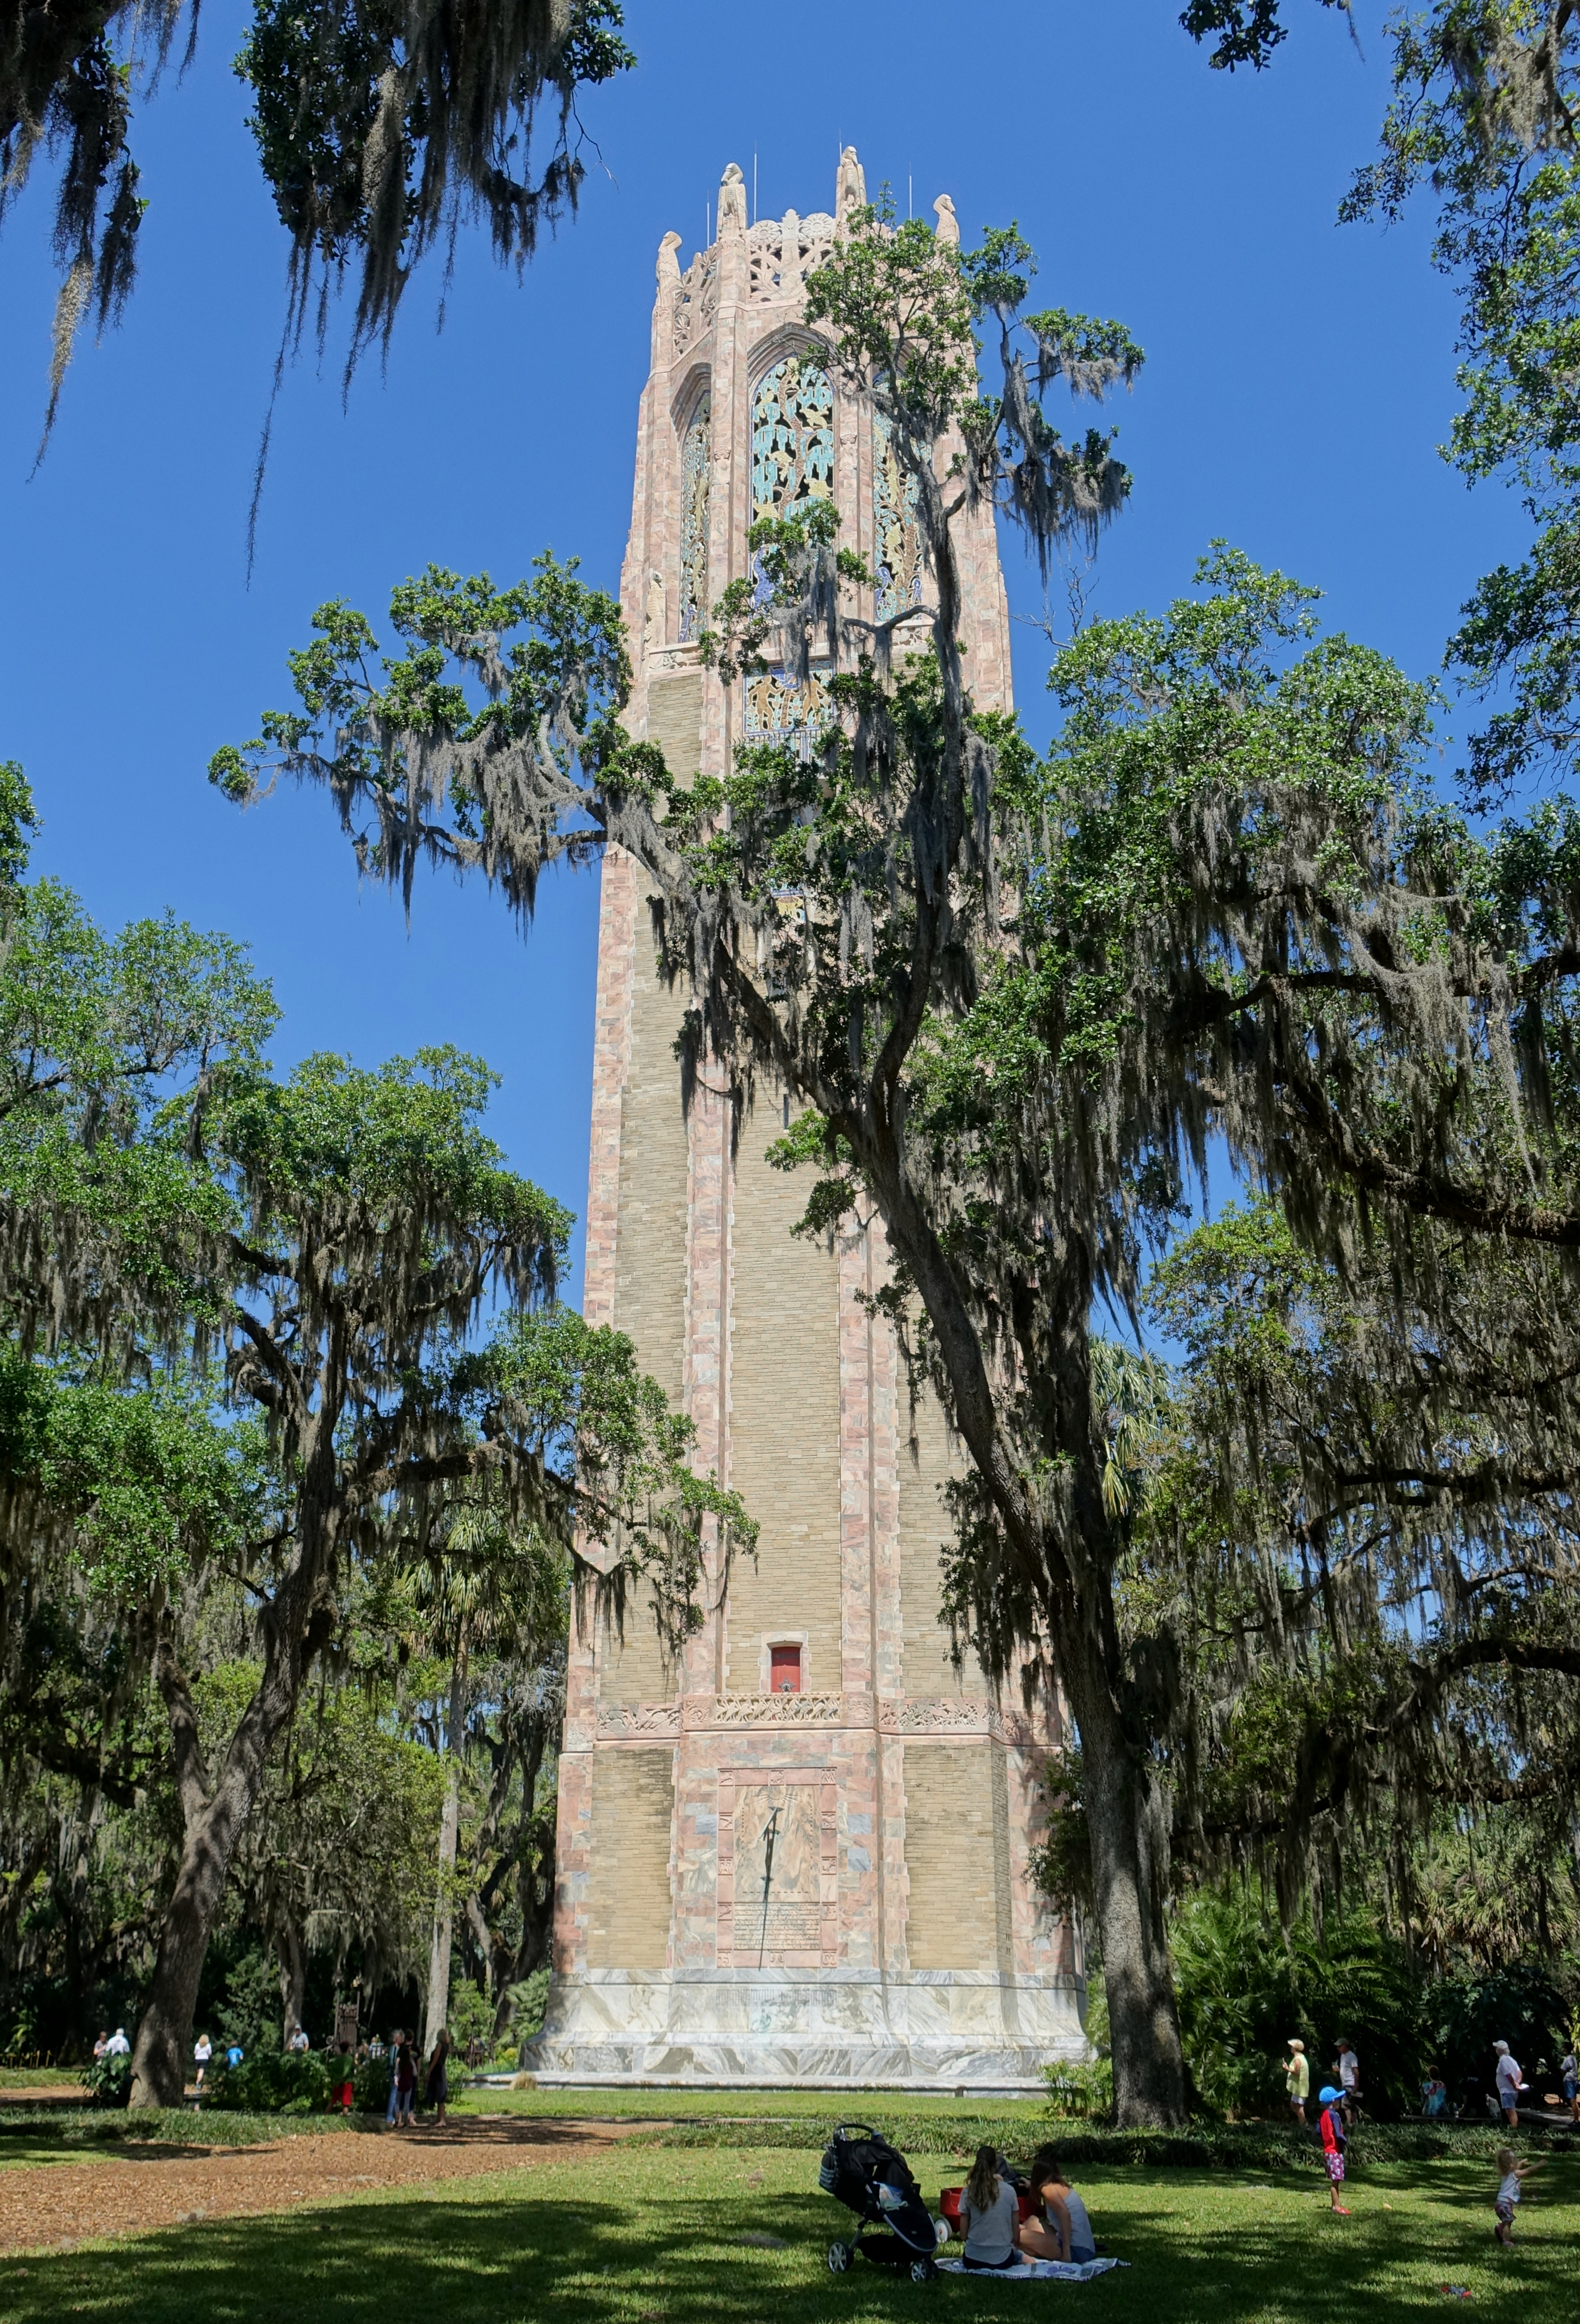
(959, 2145, 1023, 2272)
(1018, 2149, 1097, 2266)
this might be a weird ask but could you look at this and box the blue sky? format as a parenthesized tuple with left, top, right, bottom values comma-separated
(0, 0, 1527, 1304)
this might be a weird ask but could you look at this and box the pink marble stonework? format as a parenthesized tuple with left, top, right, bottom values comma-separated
(523, 152, 1086, 2089)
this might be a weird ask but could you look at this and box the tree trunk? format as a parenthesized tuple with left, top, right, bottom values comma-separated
(276, 1919, 306, 2047)
(423, 1640, 467, 2054)
(129, 1746, 278, 2105)
(130, 1556, 337, 2105)
(1061, 1652, 1186, 2126)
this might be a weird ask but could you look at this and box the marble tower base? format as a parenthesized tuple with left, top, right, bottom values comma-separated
(520, 1966, 1087, 2089)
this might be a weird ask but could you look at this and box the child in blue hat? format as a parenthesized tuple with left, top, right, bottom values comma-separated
(1318, 2086, 1350, 2214)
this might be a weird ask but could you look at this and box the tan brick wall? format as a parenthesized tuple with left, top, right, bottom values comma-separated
(898, 1384, 991, 1695)
(600, 927, 691, 1707)
(722, 1113, 842, 1694)
(647, 670, 705, 778)
(902, 1740, 1014, 1974)
(586, 1746, 674, 1970)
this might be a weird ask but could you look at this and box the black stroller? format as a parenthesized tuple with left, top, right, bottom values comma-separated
(820, 2122, 943, 2285)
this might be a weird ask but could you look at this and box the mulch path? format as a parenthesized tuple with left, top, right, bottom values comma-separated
(0, 2117, 632, 2255)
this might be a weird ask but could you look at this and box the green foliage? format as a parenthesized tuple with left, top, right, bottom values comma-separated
(235, 1, 634, 358)
(1429, 1959, 1574, 2095)
(1179, 1, 1351, 73)
(0, 5, 634, 447)
(214, 1945, 283, 2059)
(1337, 6, 1580, 804)
(1169, 1888, 1426, 2119)
(210, 556, 631, 921)
(207, 2047, 331, 2114)
(80, 2049, 131, 2109)
(509, 1966, 551, 2051)
(351, 2051, 391, 2112)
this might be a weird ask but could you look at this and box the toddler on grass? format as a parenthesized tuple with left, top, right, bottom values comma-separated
(1494, 2145, 1541, 2246)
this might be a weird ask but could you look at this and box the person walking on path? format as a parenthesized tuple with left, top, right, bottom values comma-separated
(104, 2027, 129, 2056)
(1284, 2038, 1310, 2125)
(1318, 2085, 1351, 2215)
(391, 2040, 416, 2129)
(1494, 2041, 1527, 2127)
(1493, 2145, 1542, 2245)
(193, 2033, 212, 2092)
(1561, 2043, 1579, 2126)
(424, 2030, 452, 2127)
(384, 2030, 405, 2128)
(1335, 2037, 1361, 2125)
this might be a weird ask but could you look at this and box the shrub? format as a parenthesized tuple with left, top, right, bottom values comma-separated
(81, 2051, 131, 2109)
(353, 2052, 392, 2113)
(207, 2048, 331, 2114)
(1168, 1887, 1425, 2118)
(1428, 1961, 1573, 2107)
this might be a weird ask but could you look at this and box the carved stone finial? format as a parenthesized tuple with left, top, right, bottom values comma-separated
(836, 145, 866, 223)
(657, 229, 682, 285)
(933, 194, 959, 248)
(718, 161, 747, 239)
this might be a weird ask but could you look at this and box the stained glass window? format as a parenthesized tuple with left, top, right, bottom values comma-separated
(678, 393, 711, 643)
(747, 354, 836, 743)
(751, 354, 835, 528)
(873, 412, 924, 622)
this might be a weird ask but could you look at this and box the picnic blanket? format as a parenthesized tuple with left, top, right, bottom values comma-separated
(937, 2258, 1122, 2282)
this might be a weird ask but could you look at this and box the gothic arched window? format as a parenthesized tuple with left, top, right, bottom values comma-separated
(873, 411, 924, 622)
(746, 354, 836, 757)
(678, 392, 711, 643)
(751, 353, 835, 531)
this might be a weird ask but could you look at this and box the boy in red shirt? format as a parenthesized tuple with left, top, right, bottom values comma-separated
(1318, 2085, 1350, 2215)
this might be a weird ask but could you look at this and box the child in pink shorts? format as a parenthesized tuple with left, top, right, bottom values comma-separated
(1318, 2085, 1350, 2214)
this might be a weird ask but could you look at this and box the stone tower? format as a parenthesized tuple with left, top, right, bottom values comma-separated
(525, 153, 1085, 2088)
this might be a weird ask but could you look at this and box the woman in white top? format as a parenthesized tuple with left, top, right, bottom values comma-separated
(1018, 2147, 1097, 2266)
(959, 2145, 1022, 2272)
(193, 2033, 212, 2090)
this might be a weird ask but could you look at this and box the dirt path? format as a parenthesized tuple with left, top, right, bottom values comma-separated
(0, 2117, 631, 2255)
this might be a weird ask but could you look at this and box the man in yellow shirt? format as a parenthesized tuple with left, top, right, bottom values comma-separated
(1284, 2038, 1310, 2124)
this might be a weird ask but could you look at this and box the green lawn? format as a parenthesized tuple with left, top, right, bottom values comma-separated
(0, 2069, 81, 2091)
(0, 2142, 1575, 2324)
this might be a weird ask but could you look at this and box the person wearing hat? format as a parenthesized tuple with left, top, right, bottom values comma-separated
(1317, 2085, 1350, 2215)
(1493, 2041, 1526, 2127)
(1283, 2038, 1310, 2125)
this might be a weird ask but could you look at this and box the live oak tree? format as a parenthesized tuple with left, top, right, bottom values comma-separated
(0, 0, 633, 447)
(1142, 1198, 1580, 1933)
(211, 211, 1195, 2115)
(0, 766, 751, 2098)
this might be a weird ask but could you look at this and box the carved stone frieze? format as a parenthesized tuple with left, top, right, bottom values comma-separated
(879, 1698, 1036, 1749)
(596, 1702, 682, 1740)
(697, 1692, 847, 1727)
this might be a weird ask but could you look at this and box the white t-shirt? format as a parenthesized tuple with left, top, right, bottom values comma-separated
(194, 2037, 211, 2062)
(1496, 2054, 1522, 2102)
(104, 2032, 130, 2056)
(1497, 2171, 1521, 2208)
(1338, 2049, 1359, 2090)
